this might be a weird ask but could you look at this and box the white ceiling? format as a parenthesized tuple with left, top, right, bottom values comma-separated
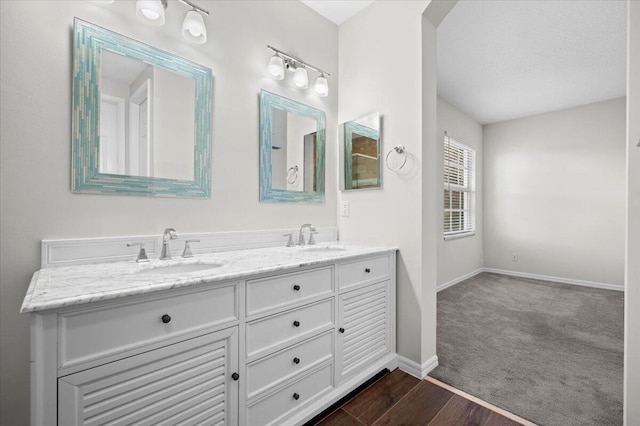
(437, 0, 627, 125)
(301, 0, 374, 25)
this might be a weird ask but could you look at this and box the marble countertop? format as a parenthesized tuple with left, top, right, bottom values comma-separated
(21, 243, 396, 313)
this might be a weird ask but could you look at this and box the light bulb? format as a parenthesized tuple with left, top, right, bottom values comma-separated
(136, 0, 165, 26)
(293, 67, 308, 89)
(267, 54, 285, 80)
(182, 10, 207, 44)
(314, 75, 328, 97)
(142, 9, 160, 20)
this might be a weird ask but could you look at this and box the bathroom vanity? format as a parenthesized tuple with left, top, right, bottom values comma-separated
(22, 243, 397, 425)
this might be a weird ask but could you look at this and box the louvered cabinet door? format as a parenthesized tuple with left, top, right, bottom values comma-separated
(58, 327, 239, 426)
(336, 281, 391, 383)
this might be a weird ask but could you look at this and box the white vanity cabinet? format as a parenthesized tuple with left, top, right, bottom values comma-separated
(28, 249, 397, 426)
(244, 267, 335, 426)
(31, 282, 241, 426)
(336, 255, 395, 383)
(58, 327, 239, 426)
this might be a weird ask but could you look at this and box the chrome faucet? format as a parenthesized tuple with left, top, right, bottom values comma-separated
(298, 224, 316, 246)
(160, 228, 178, 260)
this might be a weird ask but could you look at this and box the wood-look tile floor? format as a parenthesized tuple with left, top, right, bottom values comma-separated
(311, 369, 533, 426)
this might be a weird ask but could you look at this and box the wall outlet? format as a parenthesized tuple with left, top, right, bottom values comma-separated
(341, 200, 350, 217)
(512, 254, 518, 262)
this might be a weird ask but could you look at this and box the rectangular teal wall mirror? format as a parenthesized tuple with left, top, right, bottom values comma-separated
(342, 112, 381, 190)
(72, 18, 212, 197)
(259, 90, 326, 203)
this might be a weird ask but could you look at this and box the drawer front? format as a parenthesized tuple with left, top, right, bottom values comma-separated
(247, 363, 333, 426)
(59, 283, 238, 369)
(247, 331, 333, 398)
(246, 267, 334, 317)
(246, 299, 334, 360)
(338, 255, 390, 290)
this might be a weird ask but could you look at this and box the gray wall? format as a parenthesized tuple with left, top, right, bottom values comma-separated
(436, 97, 484, 286)
(337, 0, 431, 364)
(0, 1, 338, 424)
(483, 98, 626, 286)
(625, 0, 640, 421)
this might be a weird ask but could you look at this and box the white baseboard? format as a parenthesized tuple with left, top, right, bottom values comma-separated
(398, 354, 438, 379)
(436, 267, 624, 293)
(483, 268, 624, 292)
(437, 268, 484, 292)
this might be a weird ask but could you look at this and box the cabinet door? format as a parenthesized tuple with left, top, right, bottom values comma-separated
(58, 327, 239, 426)
(337, 281, 391, 383)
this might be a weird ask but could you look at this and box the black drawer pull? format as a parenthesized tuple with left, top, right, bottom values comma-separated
(161, 314, 172, 324)
(339, 327, 345, 333)
(293, 320, 300, 327)
(365, 268, 371, 273)
(293, 393, 300, 400)
(232, 372, 239, 381)
(293, 357, 300, 364)
(293, 284, 301, 291)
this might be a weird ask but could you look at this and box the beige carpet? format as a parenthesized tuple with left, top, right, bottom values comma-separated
(430, 272, 623, 426)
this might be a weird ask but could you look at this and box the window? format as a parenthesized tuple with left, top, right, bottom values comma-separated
(444, 132, 476, 239)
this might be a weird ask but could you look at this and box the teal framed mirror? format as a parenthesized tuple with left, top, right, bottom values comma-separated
(343, 112, 381, 190)
(72, 18, 212, 197)
(259, 90, 326, 203)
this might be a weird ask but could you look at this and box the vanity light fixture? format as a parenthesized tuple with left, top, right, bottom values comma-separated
(266, 45, 330, 97)
(267, 54, 285, 80)
(136, 0, 167, 26)
(131, 0, 209, 44)
(292, 66, 309, 89)
(181, 8, 207, 44)
(314, 73, 329, 97)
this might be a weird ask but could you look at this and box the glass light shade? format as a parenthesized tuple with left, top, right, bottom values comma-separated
(292, 67, 308, 89)
(314, 75, 329, 97)
(136, 0, 165, 26)
(182, 10, 207, 44)
(267, 55, 285, 80)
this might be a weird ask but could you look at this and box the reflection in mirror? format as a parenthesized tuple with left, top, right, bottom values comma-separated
(99, 50, 195, 180)
(259, 90, 326, 203)
(343, 113, 381, 190)
(270, 109, 317, 192)
(72, 18, 212, 198)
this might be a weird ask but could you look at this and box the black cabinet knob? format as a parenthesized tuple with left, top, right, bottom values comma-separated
(161, 314, 171, 324)
(232, 372, 239, 381)
(293, 357, 300, 364)
(293, 393, 300, 400)
(293, 284, 301, 291)
(365, 268, 371, 273)
(293, 320, 300, 327)
(339, 327, 345, 333)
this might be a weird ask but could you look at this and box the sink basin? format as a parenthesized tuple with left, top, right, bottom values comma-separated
(135, 263, 224, 275)
(298, 246, 346, 252)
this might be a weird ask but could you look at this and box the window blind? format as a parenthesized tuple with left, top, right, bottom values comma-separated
(444, 132, 476, 238)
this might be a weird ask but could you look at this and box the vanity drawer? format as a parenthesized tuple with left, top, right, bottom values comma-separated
(246, 267, 334, 317)
(246, 299, 334, 360)
(247, 363, 333, 426)
(247, 331, 333, 398)
(58, 283, 238, 369)
(338, 255, 390, 290)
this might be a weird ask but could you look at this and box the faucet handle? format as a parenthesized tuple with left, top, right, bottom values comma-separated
(283, 233, 295, 247)
(308, 230, 318, 246)
(182, 239, 200, 258)
(127, 242, 149, 263)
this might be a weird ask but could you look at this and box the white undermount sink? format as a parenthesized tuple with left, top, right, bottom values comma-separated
(297, 245, 346, 252)
(135, 263, 224, 275)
